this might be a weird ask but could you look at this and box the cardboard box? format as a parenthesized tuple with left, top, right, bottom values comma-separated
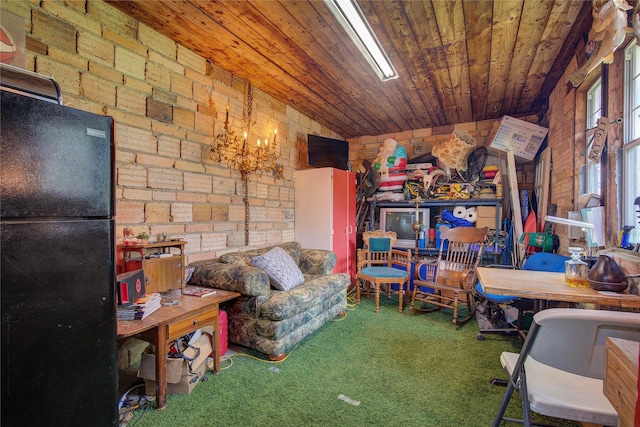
(476, 217, 497, 229)
(476, 206, 502, 218)
(489, 116, 548, 161)
(475, 206, 503, 230)
(138, 333, 212, 396)
(143, 359, 207, 396)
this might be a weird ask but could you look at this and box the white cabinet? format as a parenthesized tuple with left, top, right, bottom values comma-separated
(295, 168, 356, 283)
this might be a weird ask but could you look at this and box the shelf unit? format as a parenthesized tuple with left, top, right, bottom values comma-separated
(369, 198, 503, 259)
(119, 240, 186, 294)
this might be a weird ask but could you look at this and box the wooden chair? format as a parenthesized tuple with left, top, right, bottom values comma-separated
(411, 226, 488, 325)
(356, 230, 412, 313)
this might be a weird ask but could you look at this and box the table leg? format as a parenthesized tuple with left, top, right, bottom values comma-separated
(213, 309, 220, 373)
(155, 323, 167, 410)
(533, 299, 549, 312)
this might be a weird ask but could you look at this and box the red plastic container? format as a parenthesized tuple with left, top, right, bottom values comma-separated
(219, 309, 228, 356)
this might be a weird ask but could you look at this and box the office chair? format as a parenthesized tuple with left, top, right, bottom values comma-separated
(474, 252, 569, 340)
(493, 308, 640, 427)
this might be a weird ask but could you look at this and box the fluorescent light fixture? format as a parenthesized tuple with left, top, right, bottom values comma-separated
(325, 0, 398, 81)
(544, 215, 594, 229)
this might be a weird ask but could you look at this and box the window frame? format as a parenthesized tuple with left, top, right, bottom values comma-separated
(584, 78, 602, 196)
(622, 42, 640, 245)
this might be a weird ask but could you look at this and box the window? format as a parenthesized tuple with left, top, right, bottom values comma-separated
(623, 43, 640, 245)
(585, 78, 602, 196)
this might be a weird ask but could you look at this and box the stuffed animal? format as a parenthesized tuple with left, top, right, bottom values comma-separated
(569, 0, 633, 87)
(373, 138, 408, 192)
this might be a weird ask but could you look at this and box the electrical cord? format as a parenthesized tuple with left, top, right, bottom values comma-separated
(118, 384, 155, 427)
(346, 285, 359, 310)
(207, 343, 299, 372)
(118, 384, 145, 411)
(123, 399, 154, 427)
(160, 292, 181, 306)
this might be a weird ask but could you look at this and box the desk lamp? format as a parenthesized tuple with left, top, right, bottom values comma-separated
(544, 215, 595, 257)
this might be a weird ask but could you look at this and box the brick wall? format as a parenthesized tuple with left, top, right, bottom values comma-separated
(544, 62, 580, 254)
(3, 0, 341, 263)
(348, 119, 498, 164)
(347, 115, 540, 170)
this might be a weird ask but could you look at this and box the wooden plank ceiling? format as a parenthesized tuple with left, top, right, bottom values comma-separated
(105, 0, 593, 138)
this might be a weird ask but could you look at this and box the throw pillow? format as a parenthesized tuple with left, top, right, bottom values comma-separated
(431, 130, 477, 172)
(251, 247, 305, 291)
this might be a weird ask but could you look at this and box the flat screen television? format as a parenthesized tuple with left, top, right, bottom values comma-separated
(307, 134, 349, 170)
(379, 207, 430, 248)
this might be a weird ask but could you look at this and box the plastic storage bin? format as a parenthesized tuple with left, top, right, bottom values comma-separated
(219, 309, 228, 356)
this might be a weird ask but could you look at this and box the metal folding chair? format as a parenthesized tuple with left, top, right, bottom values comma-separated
(493, 308, 640, 426)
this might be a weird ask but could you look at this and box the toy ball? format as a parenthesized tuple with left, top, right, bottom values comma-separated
(0, 25, 17, 64)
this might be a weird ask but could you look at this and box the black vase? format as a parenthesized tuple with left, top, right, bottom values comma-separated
(588, 254, 626, 283)
(587, 254, 629, 292)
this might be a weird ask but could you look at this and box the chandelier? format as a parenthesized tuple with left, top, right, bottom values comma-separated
(210, 83, 283, 180)
(210, 82, 283, 245)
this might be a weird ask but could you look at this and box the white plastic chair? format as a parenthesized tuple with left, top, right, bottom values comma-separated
(493, 308, 640, 427)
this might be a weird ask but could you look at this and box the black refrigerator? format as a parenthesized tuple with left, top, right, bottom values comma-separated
(1, 90, 118, 426)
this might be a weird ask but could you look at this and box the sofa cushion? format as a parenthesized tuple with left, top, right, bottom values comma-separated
(188, 262, 271, 307)
(256, 289, 346, 338)
(251, 247, 304, 291)
(259, 273, 349, 321)
(299, 248, 337, 275)
(220, 242, 302, 266)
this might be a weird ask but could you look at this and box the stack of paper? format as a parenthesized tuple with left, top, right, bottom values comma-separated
(117, 293, 161, 320)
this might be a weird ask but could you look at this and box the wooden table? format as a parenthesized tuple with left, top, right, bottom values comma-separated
(604, 337, 639, 427)
(117, 287, 240, 409)
(476, 267, 640, 310)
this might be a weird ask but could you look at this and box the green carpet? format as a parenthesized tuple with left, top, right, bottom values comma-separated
(124, 293, 580, 427)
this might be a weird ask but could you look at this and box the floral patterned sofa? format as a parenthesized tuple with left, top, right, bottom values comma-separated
(188, 242, 350, 360)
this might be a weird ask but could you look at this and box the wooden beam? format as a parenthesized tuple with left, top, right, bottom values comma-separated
(507, 151, 525, 263)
